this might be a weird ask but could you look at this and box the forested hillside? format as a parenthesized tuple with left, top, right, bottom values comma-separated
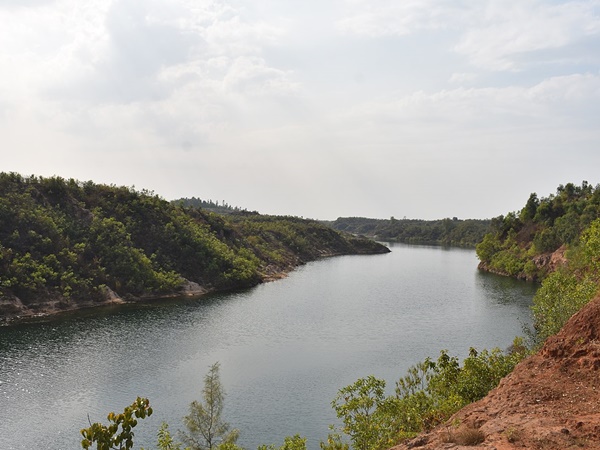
(329, 216, 490, 247)
(476, 181, 600, 346)
(476, 181, 600, 281)
(0, 173, 388, 321)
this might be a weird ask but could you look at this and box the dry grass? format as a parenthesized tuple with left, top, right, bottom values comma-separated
(505, 426, 521, 443)
(442, 426, 485, 446)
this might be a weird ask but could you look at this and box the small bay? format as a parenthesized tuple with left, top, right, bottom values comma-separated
(0, 243, 537, 449)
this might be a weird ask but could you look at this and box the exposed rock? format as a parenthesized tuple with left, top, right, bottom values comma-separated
(0, 295, 25, 317)
(180, 280, 209, 296)
(532, 245, 568, 274)
(103, 286, 124, 303)
(392, 294, 600, 450)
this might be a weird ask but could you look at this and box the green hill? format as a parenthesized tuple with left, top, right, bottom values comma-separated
(476, 181, 600, 281)
(0, 173, 388, 322)
(329, 216, 490, 247)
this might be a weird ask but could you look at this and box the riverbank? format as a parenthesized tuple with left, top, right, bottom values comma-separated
(0, 173, 390, 326)
(0, 246, 389, 326)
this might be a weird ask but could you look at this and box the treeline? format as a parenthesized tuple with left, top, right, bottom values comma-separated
(173, 197, 253, 215)
(0, 173, 388, 320)
(329, 216, 491, 247)
(476, 181, 600, 280)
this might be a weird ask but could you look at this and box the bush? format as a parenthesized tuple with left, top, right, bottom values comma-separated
(331, 343, 526, 449)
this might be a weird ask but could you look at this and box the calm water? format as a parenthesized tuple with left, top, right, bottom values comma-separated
(0, 243, 537, 450)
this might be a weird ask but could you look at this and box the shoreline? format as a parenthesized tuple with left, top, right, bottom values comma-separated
(0, 250, 389, 326)
(1, 279, 222, 326)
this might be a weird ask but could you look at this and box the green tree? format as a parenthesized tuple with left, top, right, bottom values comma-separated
(180, 362, 239, 450)
(331, 375, 393, 450)
(156, 423, 186, 450)
(520, 193, 539, 222)
(80, 397, 153, 450)
(331, 344, 527, 450)
(258, 435, 307, 450)
(319, 427, 349, 450)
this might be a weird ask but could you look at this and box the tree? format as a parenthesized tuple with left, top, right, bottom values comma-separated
(258, 435, 307, 450)
(156, 423, 185, 450)
(180, 362, 239, 450)
(331, 376, 391, 450)
(520, 192, 539, 222)
(80, 397, 153, 450)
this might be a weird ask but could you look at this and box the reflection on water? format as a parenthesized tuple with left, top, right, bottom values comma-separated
(0, 243, 536, 450)
(476, 270, 538, 305)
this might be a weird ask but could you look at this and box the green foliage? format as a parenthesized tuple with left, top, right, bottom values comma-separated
(172, 197, 252, 215)
(331, 376, 392, 450)
(331, 343, 527, 450)
(530, 270, 597, 346)
(80, 397, 153, 450)
(580, 218, 600, 274)
(475, 234, 501, 262)
(180, 362, 239, 450)
(520, 193, 539, 222)
(529, 217, 600, 346)
(0, 172, 387, 319)
(319, 427, 349, 450)
(258, 435, 307, 450)
(477, 181, 600, 281)
(155, 423, 186, 450)
(215, 444, 244, 450)
(330, 217, 491, 248)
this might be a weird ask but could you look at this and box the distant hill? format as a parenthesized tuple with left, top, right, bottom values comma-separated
(328, 216, 491, 247)
(0, 173, 388, 322)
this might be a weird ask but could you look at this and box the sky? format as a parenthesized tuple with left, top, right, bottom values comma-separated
(1, 0, 600, 220)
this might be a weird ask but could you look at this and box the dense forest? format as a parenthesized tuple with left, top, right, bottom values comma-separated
(329, 216, 490, 247)
(0, 173, 388, 321)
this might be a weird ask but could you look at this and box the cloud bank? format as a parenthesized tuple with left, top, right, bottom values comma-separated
(1, 0, 599, 220)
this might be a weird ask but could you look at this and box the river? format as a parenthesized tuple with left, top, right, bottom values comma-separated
(0, 243, 537, 450)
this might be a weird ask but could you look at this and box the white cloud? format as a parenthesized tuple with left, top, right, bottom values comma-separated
(0, 0, 303, 155)
(0, 0, 56, 8)
(336, 0, 600, 72)
(331, 72, 600, 160)
(336, 0, 458, 37)
(455, 0, 600, 71)
(449, 72, 478, 84)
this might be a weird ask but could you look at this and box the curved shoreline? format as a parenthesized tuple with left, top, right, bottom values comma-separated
(1, 249, 389, 326)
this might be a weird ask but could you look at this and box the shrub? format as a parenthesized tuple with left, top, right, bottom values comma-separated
(331, 343, 525, 449)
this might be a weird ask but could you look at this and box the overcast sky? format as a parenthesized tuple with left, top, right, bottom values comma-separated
(1, 0, 600, 220)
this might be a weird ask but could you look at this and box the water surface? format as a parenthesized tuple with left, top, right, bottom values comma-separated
(0, 243, 537, 449)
